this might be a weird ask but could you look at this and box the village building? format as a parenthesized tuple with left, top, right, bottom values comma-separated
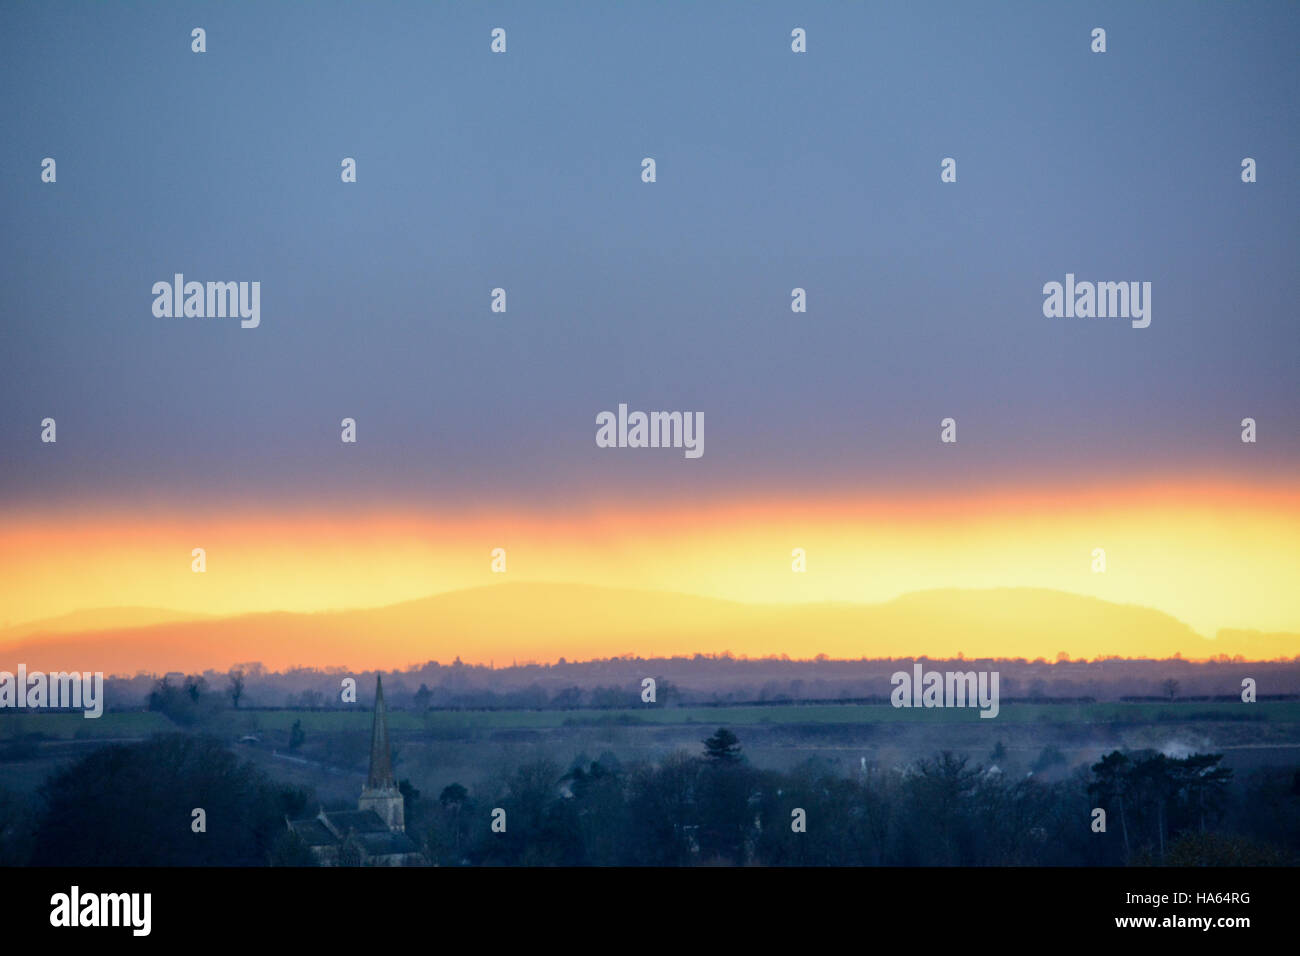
(287, 674, 425, 866)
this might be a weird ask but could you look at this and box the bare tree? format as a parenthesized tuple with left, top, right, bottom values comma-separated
(228, 668, 245, 709)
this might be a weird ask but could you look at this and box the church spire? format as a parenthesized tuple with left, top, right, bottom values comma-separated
(367, 673, 395, 790)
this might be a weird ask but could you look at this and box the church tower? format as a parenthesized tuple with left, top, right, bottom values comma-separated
(357, 674, 405, 832)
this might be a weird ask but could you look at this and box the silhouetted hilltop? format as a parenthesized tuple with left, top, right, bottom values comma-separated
(2, 582, 1296, 676)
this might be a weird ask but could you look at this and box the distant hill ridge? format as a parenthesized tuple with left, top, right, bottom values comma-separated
(0, 582, 1295, 675)
(0, 606, 213, 639)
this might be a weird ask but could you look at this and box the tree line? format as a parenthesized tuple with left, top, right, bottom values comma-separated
(3, 729, 1296, 866)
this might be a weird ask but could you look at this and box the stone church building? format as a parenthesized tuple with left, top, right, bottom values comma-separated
(287, 674, 426, 866)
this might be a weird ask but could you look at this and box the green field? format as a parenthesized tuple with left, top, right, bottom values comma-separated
(1, 699, 1293, 740)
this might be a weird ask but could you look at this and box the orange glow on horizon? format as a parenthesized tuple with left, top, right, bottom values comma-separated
(2, 474, 1298, 669)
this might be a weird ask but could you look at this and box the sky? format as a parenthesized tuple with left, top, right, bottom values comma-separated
(1, 2, 1297, 658)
